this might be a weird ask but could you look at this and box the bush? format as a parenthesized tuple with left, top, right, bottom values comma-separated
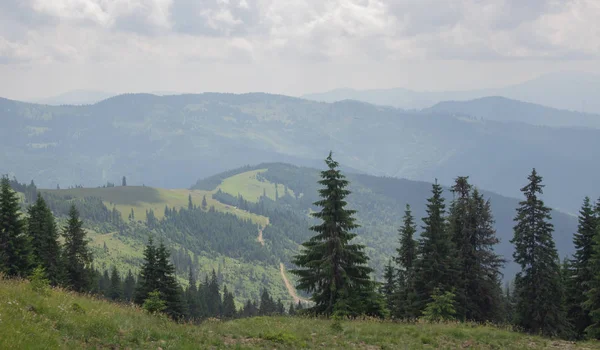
(421, 288, 457, 323)
(143, 290, 166, 314)
(29, 266, 50, 296)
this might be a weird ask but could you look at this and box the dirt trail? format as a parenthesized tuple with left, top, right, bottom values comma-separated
(279, 263, 310, 304)
(257, 226, 265, 246)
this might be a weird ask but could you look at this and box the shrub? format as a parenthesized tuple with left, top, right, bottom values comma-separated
(421, 288, 457, 323)
(143, 290, 166, 314)
(29, 266, 50, 296)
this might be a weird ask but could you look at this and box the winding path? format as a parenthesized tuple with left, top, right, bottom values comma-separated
(279, 263, 310, 304)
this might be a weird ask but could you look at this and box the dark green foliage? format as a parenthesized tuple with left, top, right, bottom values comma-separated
(395, 204, 418, 319)
(413, 180, 456, 313)
(206, 269, 222, 317)
(566, 197, 597, 338)
(143, 290, 166, 314)
(27, 196, 62, 285)
(201, 195, 207, 210)
(108, 266, 123, 301)
(511, 169, 565, 336)
(583, 201, 600, 339)
(381, 259, 395, 311)
(222, 285, 236, 318)
(184, 266, 199, 320)
(421, 288, 457, 322)
(123, 269, 136, 302)
(291, 153, 382, 317)
(0, 176, 32, 277)
(62, 205, 92, 292)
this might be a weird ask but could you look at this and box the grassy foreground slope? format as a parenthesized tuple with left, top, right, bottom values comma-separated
(2, 279, 594, 350)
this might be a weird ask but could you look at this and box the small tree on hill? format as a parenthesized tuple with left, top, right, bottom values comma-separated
(201, 195, 208, 210)
(421, 288, 457, 323)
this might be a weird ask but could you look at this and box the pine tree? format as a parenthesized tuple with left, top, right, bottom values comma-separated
(291, 152, 381, 317)
(155, 241, 184, 319)
(62, 205, 92, 292)
(584, 218, 600, 338)
(206, 269, 222, 317)
(27, 195, 62, 285)
(201, 195, 208, 210)
(186, 266, 199, 320)
(108, 266, 123, 300)
(395, 204, 418, 319)
(413, 180, 455, 313)
(123, 269, 136, 302)
(135, 238, 158, 305)
(259, 289, 275, 315)
(381, 259, 396, 312)
(566, 197, 597, 338)
(188, 194, 193, 210)
(288, 302, 296, 316)
(100, 269, 110, 296)
(511, 169, 565, 336)
(222, 285, 236, 318)
(0, 176, 32, 277)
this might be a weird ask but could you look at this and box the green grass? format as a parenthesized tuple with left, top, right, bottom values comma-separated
(218, 169, 294, 203)
(2, 278, 597, 349)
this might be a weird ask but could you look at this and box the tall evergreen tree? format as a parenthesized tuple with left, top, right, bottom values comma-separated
(155, 241, 184, 319)
(108, 266, 123, 301)
(27, 195, 62, 285)
(291, 152, 381, 317)
(201, 195, 208, 210)
(62, 205, 92, 292)
(511, 169, 565, 336)
(0, 176, 32, 277)
(381, 259, 396, 312)
(566, 197, 596, 338)
(584, 217, 600, 338)
(222, 285, 236, 318)
(123, 269, 136, 302)
(206, 269, 222, 317)
(395, 204, 418, 319)
(259, 289, 275, 315)
(413, 180, 455, 313)
(135, 238, 158, 305)
(185, 266, 199, 320)
(188, 194, 193, 210)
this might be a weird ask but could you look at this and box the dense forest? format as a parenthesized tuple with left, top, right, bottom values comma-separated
(2, 151, 600, 340)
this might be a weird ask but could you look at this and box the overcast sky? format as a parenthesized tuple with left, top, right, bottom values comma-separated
(1, 0, 599, 100)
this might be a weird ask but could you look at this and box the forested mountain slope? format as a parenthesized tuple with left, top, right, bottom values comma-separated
(1, 92, 597, 214)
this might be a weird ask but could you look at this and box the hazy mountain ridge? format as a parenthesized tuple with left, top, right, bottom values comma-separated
(303, 72, 600, 115)
(1, 92, 599, 213)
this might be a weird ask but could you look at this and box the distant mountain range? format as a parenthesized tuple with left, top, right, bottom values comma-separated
(31, 90, 184, 106)
(303, 71, 600, 114)
(2, 92, 599, 213)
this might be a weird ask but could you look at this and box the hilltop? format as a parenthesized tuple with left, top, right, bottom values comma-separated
(1, 278, 594, 350)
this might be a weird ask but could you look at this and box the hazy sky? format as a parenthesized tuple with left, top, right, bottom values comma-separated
(1, 0, 599, 100)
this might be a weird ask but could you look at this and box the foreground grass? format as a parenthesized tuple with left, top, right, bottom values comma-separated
(1, 279, 598, 349)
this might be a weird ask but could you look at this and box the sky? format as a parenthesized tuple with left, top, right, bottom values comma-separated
(1, 0, 599, 101)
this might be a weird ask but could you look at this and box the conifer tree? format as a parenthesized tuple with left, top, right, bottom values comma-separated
(155, 242, 184, 319)
(201, 195, 208, 210)
(186, 266, 199, 319)
(511, 169, 565, 336)
(413, 180, 455, 313)
(101, 269, 110, 296)
(291, 152, 381, 317)
(584, 218, 600, 338)
(62, 205, 92, 292)
(135, 238, 158, 305)
(122, 176, 127, 186)
(222, 285, 236, 318)
(188, 194, 193, 210)
(381, 259, 396, 312)
(259, 289, 275, 315)
(566, 197, 596, 337)
(108, 266, 123, 301)
(395, 204, 418, 319)
(27, 195, 62, 285)
(206, 269, 222, 317)
(0, 176, 32, 277)
(123, 269, 136, 302)
(288, 302, 296, 316)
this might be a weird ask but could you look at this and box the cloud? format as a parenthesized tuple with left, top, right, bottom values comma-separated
(0, 0, 598, 66)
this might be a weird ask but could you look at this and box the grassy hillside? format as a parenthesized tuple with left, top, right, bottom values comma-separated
(41, 186, 268, 226)
(2, 278, 595, 349)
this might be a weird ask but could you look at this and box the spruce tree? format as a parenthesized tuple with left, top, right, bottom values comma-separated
(206, 269, 222, 317)
(566, 197, 596, 337)
(222, 285, 236, 318)
(381, 259, 396, 312)
(135, 238, 158, 305)
(511, 169, 565, 336)
(188, 194, 193, 210)
(413, 180, 455, 313)
(27, 195, 62, 285)
(259, 289, 275, 315)
(186, 266, 199, 320)
(0, 176, 32, 277)
(395, 204, 418, 319)
(62, 205, 92, 292)
(201, 195, 208, 210)
(291, 152, 380, 316)
(155, 242, 184, 319)
(108, 266, 123, 300)
(123, 269, 136, 302)
(584, 218, 600, 338)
